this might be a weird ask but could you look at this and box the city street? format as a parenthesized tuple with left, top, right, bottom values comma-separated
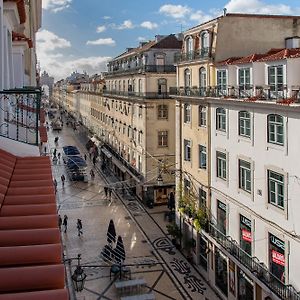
(49, 117, 219, 300)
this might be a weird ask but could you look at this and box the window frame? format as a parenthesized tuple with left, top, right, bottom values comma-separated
(158, 130, 168, 147)
(199, 145, 207, 169)
(268, 170, 284, 209)
(184, 103, 191, 123)
(239, 111, 251, 138)
(216, 107, 226, 132)
(157, 104, 168, 120)
(184, 139, 191, 161)
(216, 151, 227, 181)
(198, 105, 207, 127)
(239, 159, 252, 193)
(267, 114, 284, 146)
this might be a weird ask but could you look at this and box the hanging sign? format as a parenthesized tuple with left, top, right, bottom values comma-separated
(272, 250, 285, 266)
(242, 229, 252, 242)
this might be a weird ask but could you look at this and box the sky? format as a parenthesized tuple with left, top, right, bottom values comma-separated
(38, 0, 300, 81)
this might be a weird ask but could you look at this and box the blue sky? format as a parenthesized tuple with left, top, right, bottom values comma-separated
(38, 0, 300, 80)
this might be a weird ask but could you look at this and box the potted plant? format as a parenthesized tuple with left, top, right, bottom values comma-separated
(167, 222, 182, 248)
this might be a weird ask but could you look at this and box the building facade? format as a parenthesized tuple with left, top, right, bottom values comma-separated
(172, 13, 300, 300)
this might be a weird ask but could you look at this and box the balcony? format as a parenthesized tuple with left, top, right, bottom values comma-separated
(174, 48, 213, 63)
(103, 89, 171, 99)
(207, 223, 300, 300)
(170, 85, 300, 104)
(104, 64, 176, 77)
(0, 88, 42, 145)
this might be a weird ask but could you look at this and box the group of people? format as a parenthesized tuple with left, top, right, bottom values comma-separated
(58, 215, 83, 236)
(104, 186, 113, 200)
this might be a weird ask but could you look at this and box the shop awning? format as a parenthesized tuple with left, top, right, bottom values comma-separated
(62, 145, 80, 156)
(101, 148, 112, 159)
(66, 156, 87, 169)
(112, 157, 127, 173)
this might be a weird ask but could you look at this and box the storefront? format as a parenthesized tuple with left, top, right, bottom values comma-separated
(269, 233, 285, 282)
(240, 215, 252, 255)
(238, 268, 254, 300)
(215, 248, 228, 296)
(217, 200, 227, 235)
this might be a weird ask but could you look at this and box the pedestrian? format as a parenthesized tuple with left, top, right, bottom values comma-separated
(89, 152, 92, 159)
(57, 152, 61, 160)
(84, 154, 87, 161)
(53, 179, 57, 193)
(104, 186, 108, 198)
(93, 156, 96, 166)
(63, 215, 68, 233)
(53, 148, 57, 158)
(44, 146, 47, 155)
(108, 187, 112, 200)
(58, 215, 62, 232)
(61, 174, 66, 187)
(77, 219, 83, 236)
(90, 169, 95, 180)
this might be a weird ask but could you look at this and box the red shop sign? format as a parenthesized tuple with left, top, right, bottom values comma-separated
(242, 229, 252, 242)
(272, 250, 285, 266)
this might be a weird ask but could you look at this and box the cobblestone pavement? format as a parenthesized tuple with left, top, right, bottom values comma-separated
(48, 116, 219, 300)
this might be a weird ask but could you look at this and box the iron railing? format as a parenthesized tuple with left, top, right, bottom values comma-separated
(103, 90, 171, 99)
(0, 87, 41, 145)
(174, 48, 213, 63)
(207, 223, 300, 300)
(104, 64, 176, 76)
(169, 85, 299, 102)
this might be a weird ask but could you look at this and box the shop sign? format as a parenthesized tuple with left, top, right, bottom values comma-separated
(270, 235, 285, 251)
(242, 229, 252, 242)
(240, 216, 251, 228)
(272, 250, 285, 266)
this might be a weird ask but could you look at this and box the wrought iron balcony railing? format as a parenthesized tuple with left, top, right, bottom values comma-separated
(104, 64, 176, 76)
(0, 88, 41, 145)
(103, 89, 171, 99)
(207, 223, 300, 300)
(174, 48, 213, 63)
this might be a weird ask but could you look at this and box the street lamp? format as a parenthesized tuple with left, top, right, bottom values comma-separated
(70, 254, 86, 292)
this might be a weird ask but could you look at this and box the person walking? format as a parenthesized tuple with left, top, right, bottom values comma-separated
(84, 154, 87, 161)
(53, 179, 58, 194)
(63, 215, 68, 233)
(108, 187, 112, 200)
(92, 156, 97, 166)
(61, 174, 66, 187)
(77, 219, 83, 236)
(90, 169, 95, 180)
(104, 186, 108, 198)
(57, 152, 61, 161)
(53, 148, 57, 158)
(58, 215, 62, 232)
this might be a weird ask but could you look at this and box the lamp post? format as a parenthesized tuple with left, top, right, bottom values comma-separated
(71, 254, 86, 292)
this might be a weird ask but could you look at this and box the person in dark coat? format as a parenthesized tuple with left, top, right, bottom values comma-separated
(77, 219, 83, 236)
(63, 215, 68, 233)
(104, 186, 108, 198)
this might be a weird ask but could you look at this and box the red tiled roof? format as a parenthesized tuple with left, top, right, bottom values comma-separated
(0, 149, 68, 298)
(233, 53, 269, 64)
(4, 0, 26, 24)
(12, 31, 33, 48)
(217, 57, 241, 66)
(256, 48, 300, 62)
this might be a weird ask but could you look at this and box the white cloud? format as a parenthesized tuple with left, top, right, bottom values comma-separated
(137, 36, 147, 41)
(113, 20, 135, 30)
(37, 29, 71, 52)
(42, 0, 72, 12)
(96, 25, 106, 33)
(190, 10, 214, 23)
(103, 16, 111, 20)
(225, 0, 299, 15)
(140, 21, 158, 30)
(159, 4, 191, 19)
(86, 38, 116, 46)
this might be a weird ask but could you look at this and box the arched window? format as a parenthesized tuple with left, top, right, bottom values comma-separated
(267, 114, 284, 145)
(186, 36, 193, 53)
(158, 78, 167, 95)
(138, 79, 142, 93)
(200, 31, 209, 56)
(184, 69, 191, 87)
(199, 67, 207, 90)
(216, 108, 226, 131)
(123, 80, 126, 91)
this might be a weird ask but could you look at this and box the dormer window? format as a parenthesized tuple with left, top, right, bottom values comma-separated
(200, 31, 209, 56)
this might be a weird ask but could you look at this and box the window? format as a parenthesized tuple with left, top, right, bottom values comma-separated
(216, 151, 227, 180)
(199, 145, 207, 169)
(186, 36, 193, 54)
(217, 70, 227, 93)
(268, 114, 284, 145)
(239, 111, 251, 138)
(199, 67, 207, 91)
(184, 178, 191, 195)
(198, 106, 206, 127)
(238, 68, 251, 89)
(239, 160, 251, 193)
(158, 78, 167, 95)
(269, 233, 285, 282)
(158, 131, 168, 147)
(184, 68, 191, 88)
(200, 31, 209, 55)
(138, 79, 142, 93)
(184, 103, 191, 123)
(184, 139, 191, 161)
(240, 215, 252, 255)
(216, 107, 226, 131)
(268, 65, 283, 91)
(217, 200, 227, 235)
(157, 104, 168, 119)
(268, 170, 284, 209)
(199, 188, 207, 207)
